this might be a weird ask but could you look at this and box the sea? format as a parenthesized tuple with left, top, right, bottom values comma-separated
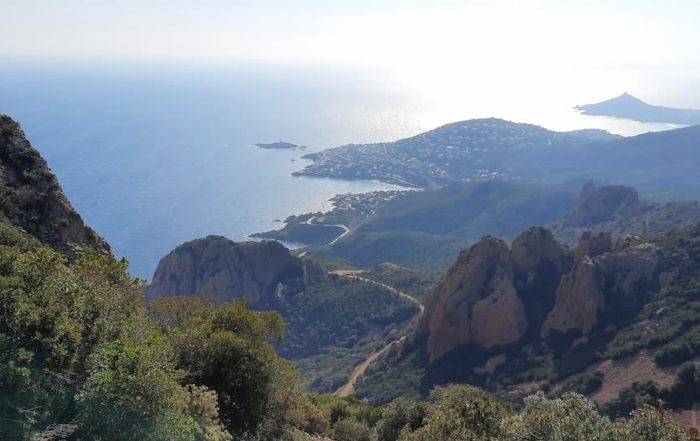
(0, 60, 685, 278)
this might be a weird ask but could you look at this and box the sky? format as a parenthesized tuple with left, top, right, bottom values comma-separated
(2, 0, 700, 117)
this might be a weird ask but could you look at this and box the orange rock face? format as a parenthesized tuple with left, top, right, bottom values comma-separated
(422, 236, 527, 361)
(542, 257, 605, 335)
(421, 225, 658, 363)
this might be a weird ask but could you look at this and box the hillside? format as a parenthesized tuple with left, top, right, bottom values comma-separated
(147, 235, 420, 391)
(257, 180, 700, 270)
(576, 93, 700, 124)
(0, 115, 110, 257)
(551, 181, 700, 244)
(294, 118, 617, 188)
(355, 222, 700, 413)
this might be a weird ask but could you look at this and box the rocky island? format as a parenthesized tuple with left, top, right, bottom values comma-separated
(255, 141, 306, 150)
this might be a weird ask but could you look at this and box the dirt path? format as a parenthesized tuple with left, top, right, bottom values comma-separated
(331, 270, 424, 313)
(335, 344, 393, 397)
(333, 270, 424, 396)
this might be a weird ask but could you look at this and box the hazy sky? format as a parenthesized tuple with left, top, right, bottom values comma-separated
(2, 0, 700, 114)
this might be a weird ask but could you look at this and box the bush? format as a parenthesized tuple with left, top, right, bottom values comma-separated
(376, 397, 427, 441)
(331, 418, 372, 441)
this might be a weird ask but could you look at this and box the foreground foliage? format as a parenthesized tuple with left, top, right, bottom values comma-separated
(0, 223, 294, 440)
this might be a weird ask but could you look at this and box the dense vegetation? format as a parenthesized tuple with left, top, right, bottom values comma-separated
(294, 385, 698, 441)
(0, 222, 300, 440)
(279, 269, 419, 359)
(281, 267, 420, 393)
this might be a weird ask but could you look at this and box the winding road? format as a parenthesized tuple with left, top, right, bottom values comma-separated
(332, 271, 423, 396)
(298, 216, 350, 257)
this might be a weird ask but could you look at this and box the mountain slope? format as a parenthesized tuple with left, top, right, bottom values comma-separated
(550, 181, 700, 244)
(0, 115, 110, 256)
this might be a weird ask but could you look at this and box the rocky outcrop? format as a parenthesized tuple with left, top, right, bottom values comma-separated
(543, 233, 658, 336)
(421, 227, 577, 361)
(421, 237, 526, 361)
(0, 115, 110, 256)
(146, 236, 305, 306)
(421, 223, 662, 362)
(542, 257, 605, 335)
(551, 182, 700, 246)
(510, 227, 569, 279)
(573, 231, 612, 263)
(564, 181, 641, 226)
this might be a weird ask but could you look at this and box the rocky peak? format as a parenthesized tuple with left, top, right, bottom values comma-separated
(421, 236, 527, 362)
(573, 231, 612, 263)
(510, 226, 569, 278)
(565, 181, 641, 226)
(0, 115, 110, 256)
(146, 236, 305, 306)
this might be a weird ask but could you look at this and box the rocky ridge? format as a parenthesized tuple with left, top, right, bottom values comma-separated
(0, 115, 110, 256)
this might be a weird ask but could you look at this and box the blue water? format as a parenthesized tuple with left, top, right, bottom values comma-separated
(0, 61, 423, 278)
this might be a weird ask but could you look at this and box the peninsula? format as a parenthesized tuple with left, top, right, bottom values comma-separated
(576, 92, 700, 124)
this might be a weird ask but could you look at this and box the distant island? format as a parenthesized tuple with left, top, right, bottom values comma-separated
(255, 141, 307, 150)
(576, 92, 700, 125)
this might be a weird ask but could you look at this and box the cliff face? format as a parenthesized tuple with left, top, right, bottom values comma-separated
(422, 237, 526, 361)
(146, 236, 305, 306)
(0, 115, 110, 256)
(421, 227, 570, 361)
(421, 224, 661, 363)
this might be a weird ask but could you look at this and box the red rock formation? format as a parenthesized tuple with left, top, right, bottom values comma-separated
(422, 236, 527, 362)
(542, 257, 605, 335)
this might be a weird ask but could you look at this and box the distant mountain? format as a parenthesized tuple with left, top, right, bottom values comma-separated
(543, 124, 700, 199)
(0, 115, 110, 257)
(576, 93, 700, 125)
(550, 181, 700, 244)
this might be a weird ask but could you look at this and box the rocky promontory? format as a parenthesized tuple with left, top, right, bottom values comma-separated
(146, 236, 306, 306)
